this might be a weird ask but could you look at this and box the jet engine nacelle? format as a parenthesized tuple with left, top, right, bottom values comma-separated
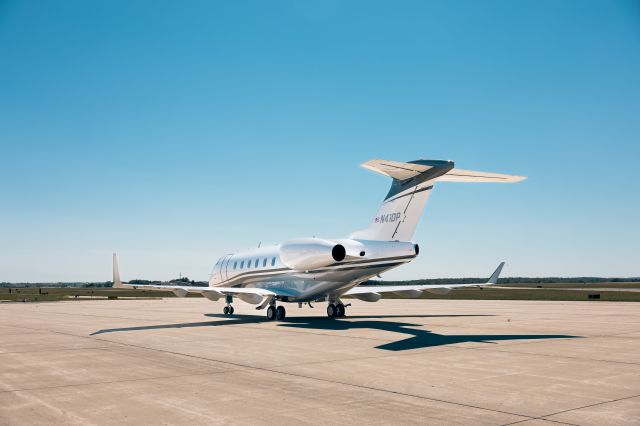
(279, 238, 346, 271)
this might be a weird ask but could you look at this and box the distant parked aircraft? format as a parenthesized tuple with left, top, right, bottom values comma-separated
(113, 158, 525, 320)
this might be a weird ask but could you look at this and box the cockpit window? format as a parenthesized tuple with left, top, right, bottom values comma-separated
(233, 261, 237, 270)
(240, 260, 244, 269)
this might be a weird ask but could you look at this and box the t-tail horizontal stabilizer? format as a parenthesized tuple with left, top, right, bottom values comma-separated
(351, 158, 527, 241)
(437, 169, 526, 183)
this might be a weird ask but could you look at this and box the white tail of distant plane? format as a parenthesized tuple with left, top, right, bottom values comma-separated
(350, 159, 526, 241)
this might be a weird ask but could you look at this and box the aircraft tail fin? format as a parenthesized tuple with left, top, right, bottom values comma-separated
(350, 159, 526, 241)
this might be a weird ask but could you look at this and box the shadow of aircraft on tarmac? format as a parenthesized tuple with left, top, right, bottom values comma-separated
(275, 317, 578, 351)
(91, 313, 578, 351)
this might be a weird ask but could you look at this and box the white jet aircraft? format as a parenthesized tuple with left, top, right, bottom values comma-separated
(113, 158, 526, 320)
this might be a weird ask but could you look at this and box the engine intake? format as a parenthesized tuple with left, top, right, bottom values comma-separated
(332, 244, 346, 262)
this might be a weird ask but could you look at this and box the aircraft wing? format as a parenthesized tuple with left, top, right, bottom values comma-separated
(111, 254, 291, 307)
(345, 262, 505, 301)
(119, 283, 284, 307)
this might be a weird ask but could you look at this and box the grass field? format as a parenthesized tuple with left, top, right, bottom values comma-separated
(1, 282, 639, 303)
(0, 287, 187, 302)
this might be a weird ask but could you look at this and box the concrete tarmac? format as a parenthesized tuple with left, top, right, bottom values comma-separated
(0, 299, 638, 425)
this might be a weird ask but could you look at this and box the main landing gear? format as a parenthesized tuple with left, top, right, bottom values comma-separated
(327, 302, 346, 318)
(266, 304, 286, 321)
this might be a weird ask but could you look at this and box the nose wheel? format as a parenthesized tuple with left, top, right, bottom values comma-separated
(223, 295, 234, 315)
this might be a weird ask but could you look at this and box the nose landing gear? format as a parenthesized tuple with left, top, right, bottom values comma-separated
(223, 295, 234, 315)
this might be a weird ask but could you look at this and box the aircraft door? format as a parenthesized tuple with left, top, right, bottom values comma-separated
(219, 254, 232, 282)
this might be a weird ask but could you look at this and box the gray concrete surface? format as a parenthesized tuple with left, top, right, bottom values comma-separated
(0, 298, 638, 425)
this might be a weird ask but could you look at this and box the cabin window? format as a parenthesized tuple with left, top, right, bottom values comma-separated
(233, 262, 237, 270)
(254, 259, 258, 268)
(262, 258, 267, 267)
(240, 260, 244, 269)
(271, 257, 276, 266)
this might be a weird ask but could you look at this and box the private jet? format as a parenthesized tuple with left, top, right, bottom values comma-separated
(113, 158, 526, 320)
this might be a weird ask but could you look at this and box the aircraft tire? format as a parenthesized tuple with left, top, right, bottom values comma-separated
(229, 306, 234, 315)
(267, 305, 277, 321)
(336, 303, 345, 317)
(276, 305, 286, 320)
(327, 304, 336, 318)
(223, 306, 229, 315)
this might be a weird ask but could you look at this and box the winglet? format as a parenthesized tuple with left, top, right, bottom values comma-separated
(112, 253, 123, 288)
(487, 262, 505, 284)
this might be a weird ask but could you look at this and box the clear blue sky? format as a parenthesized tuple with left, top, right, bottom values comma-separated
(1, 0, 639, 282)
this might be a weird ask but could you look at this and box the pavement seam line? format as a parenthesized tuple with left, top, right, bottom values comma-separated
(499, 416, 580, 426)
(466, 345, 640, 366)
(537, 393, 640, 420)
(0, 370, 233, 395)
(499, 394, 640, 426)
(0, 346, 114, 356)
(92, 336, 537, 420)
(7, 323, 536, 421)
